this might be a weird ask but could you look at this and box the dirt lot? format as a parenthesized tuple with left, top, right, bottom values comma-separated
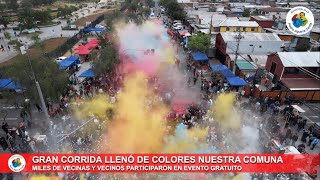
(0, 37, 68, 67)
(75, 8, 116, 27)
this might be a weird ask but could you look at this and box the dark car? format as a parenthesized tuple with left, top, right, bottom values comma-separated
(312, 123, 320, 138)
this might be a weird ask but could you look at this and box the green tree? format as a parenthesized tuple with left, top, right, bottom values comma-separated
(0, 17, 10, 29)
(243, 9, 250, 17)
(33, 10, 53, 25)
(8, 39, 23, 52)
(7, 56, 69, 101)
(5, 0, 18, 10)
(165, 0, 186, 20)
(4, 32, 11, 40)
(187, 33, 211, 53)
(92, 43, 119, 76)
(18, 8, 36, 29)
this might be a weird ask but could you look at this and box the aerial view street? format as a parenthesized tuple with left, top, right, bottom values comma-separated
(0, 0, 319, 179)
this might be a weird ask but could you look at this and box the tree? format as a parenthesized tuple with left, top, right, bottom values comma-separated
(92, 43, 119, 76)
(243, 9, 250, 17)
(33, 10, 53, 25)
(8, 39, 23, 52)
(20, 0, 32, 8)
(165, 0, 186, 20)
(187, 33, 211, 53)
(0, 17, 10, 29)
(30, 33, 45, 53)
(18, 9, 36, 29)
(4, 32, 11, 41)
(5, 0, 18, 10)
(6, 56, 69, 101)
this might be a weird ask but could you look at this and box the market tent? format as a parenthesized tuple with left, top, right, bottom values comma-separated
(78, 68, 95, 78)
(86, 41, 99, 48)
(74, 45, 87, 50)
(167, 29, 174, 37)
(220, 69, 236, 78)
(178, 30, 189, 36)
(226, 76, 248, 86)
(75, 49, 92, 55)
(65, 56, 80, 64)
(84, 27, 106, 33)
(3, 81, 26, 90)
(59, 60, 75, 70)
(211, 64, 228, 72)
(191, 51, 208, 61)
(0, 79, 12, 88)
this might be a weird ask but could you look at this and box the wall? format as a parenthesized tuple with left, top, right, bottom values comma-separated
(310, 32, 320, 41)
(215, 33, 227, 55)
(253, 87, 320, 101)
(278, 35, 293, 41)
(220, 26, 261, 32)
(265, 54, 284, 82)
(226, 39, 282, 55)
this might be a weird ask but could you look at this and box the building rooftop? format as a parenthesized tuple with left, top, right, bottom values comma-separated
(219, 18, 259, 27)
(220, 32, 282, 42)
(276, 52, 320, 67)
(281, 78, 320, 91)
(248, 55, 268, 69)
(260, 7, 290, 12)
(251, 16, 273, 21)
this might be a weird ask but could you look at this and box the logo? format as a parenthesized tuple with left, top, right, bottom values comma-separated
(286, 6, 314, 35)
(8, 154, 26, 172)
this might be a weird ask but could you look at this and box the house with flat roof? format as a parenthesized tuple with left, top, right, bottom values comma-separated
(250, 16, 274, 29)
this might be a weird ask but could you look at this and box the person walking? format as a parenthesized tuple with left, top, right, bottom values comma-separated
(285, 128, 292, 145)
(310, 138, 318, 150)
(7, 45, 10, 51)
(297, 119, 307, 132)
(34, 103, 42, 112)
(1, 45, 4, 51)
(301, 130, 310, 143)
(308, 134, 316, 146)
(291, 133, 298, 147)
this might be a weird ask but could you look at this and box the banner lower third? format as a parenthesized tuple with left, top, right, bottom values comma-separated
(0, 154, 319, 173)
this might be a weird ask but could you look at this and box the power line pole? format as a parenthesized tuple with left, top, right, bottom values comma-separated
(233, 30, 243, 73)
(209, 15, 213, 35)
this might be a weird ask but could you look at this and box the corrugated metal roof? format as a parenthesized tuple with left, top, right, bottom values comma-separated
(220, 32, 282, 42)
(219, 18, 259, 27)
(277, 52, 320, 67)
(281, 78, 320, 91)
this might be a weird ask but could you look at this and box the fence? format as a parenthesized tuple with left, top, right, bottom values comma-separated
(45, 14, 105, 58)
(253, 87, 320, 101)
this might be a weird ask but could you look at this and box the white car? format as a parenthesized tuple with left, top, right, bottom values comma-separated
(55, 56, 67, 63)
(95, 24, 105, 29)
(173, 25, 183, 30)
(150, 13, 155, 19)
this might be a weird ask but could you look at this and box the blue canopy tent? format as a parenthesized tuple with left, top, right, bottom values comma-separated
(59, 56, 80, 70)
(191, 51, 208, 61)
(220, 69, 236, 78)
(78, 69, 95, 78)
(211, 64, 228, 72)
(84, 27, 107, 33)
(3, 81, 26, 90)
(226, 76, 248, 86)
(0, 79, 12, 88)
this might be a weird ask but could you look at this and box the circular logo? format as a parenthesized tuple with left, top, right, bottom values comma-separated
(8, 154, 26, 172)
(286, 6, 314, 35)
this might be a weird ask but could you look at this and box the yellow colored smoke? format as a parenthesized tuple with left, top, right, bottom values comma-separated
(104, 73, 169, 153)
(210, 93, 240, 129)
(164, 126, 209, 153)
(73, 94, 114, 120)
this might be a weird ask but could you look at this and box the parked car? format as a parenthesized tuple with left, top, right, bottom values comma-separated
(55, 56, 67, 63)
(95, 24, 105, 29)
(150, 13, 155, 19)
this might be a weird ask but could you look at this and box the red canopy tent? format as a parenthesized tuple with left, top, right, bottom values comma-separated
(86, 42, 99, 48)
(75, 49, 92, 55)
(74, 45, 87, 50)
(167, 29, 174, 38)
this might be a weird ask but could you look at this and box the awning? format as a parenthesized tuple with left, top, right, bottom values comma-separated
(84, 27, 107, 33)
(78, 68, 95, 78)
(211, 64, 228, 72)
(226, 76, 248, 86)
(3, 81, 26, 90)
(236, 60, 257, 70)
(59, 56, 80, 69)
(167, 29, 174, 37)
(75, 49, 92, 55)
(0, 79, 12, 88)
(191, 51, 208, 61)
(220, 69, 236, 78)
(178, 30, 189, 36)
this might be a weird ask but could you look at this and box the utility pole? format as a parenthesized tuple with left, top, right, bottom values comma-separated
(209, 15, 213, 35)
(233, 30, 243, 73)
(20, 46, 55, 148)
